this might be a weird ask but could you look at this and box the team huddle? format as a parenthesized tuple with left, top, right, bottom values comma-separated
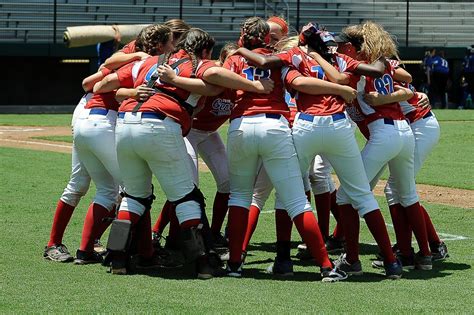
(43, 16, 449, 282)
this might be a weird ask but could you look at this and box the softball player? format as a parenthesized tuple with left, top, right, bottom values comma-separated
(72, 71, 122, 264)
(151, 43, 240, 248)
(240, 19, 291, 254)
(390, 87, 448, 262)
(43, 92, 92, 262)
(332, 21, 433, 271)
(362, 70, 448, 266)
(223, 17, 349, 282)
(43, 66, 122, 262)
(239, 91, 313, 276)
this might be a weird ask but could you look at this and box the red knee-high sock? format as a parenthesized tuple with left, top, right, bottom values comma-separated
(339, 204, 360, 264)
(330, 191, 344, 240)
(117, 210, 141, 225)
(79, 203, 110, 252)
(293, 211, 332, 268)
(180, 218, 201, 230)
(314, 192, 331, 240)
(168, 205, 180, 241)
(364, 210, 396, 264)
(211, 192, 230, 234)
(136, 210, 154, 258)
(403, 202, 431, 256)
(242, 204, 260, 252)
(332, 223, 343, 240)
(228, 206, 249, 264)
(420, 204, 441, 245)
(48, 200, 75, 247)
(389, 203, 412, 257)
(152, 201, 172, 234)
(95, 208, 116, 240)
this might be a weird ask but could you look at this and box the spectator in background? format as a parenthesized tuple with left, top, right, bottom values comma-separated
(426, 48, 449, 109)
(419, 49, 432, 94)
(462, 45, 474, 97)
(97, 24, 121, 68)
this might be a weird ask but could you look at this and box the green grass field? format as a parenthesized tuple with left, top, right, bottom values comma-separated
(1, 111, 473, 313)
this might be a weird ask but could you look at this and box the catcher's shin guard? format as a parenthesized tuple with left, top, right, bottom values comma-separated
(180, 225, 224, 279)
(173, 186, 216, 252)
(181, 225, 207, 263)
(104, 219, 132, 275)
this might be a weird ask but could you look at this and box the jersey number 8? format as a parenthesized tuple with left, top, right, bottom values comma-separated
(374, 74, 394, 95)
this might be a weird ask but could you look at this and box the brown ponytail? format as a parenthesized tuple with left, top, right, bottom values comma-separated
(239, 17, 270, 50)
(135, 24, 172, 56)
(172, 28, 215, 75)
(164, 19, 191, 43)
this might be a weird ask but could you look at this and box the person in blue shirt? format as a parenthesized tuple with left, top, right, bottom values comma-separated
(427, 48, 449, 109)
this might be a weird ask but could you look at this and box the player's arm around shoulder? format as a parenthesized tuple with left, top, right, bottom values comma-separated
(157, 64, 224, 97)
(202, 66, 274, 94)
(363, 86, 414, 107)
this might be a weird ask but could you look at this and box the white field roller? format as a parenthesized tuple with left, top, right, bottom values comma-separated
(64, 24, 150, 48)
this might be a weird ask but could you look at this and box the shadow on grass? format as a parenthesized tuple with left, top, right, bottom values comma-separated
(401, 261, 471, 280)
(125, 259, 470, 282)
(131, 244, 470, 282)
(247, 241, 302, 253)
(246, 242, 380, 256)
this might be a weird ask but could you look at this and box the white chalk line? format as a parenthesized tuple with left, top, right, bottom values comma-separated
(260, 210, 468, 242)
(0, 139, 72, 149)
(385, 223, 468, 241)
(0, 128, 44, 132)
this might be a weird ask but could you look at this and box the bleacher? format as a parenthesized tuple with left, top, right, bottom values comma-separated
(0, 0, 472, 47)
(285, 0, 474, 47)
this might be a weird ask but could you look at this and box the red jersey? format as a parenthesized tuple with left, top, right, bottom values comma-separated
(348, 63, 405, 125)
(85, 68, 119, 111)
(117, 50, 216, 135)
(119, 40, 136, 54)
(223, 48, 289, 120)
(277, 47, 353, 116)
(333, 52, 361, 74)
(397, 82, 430, 124)
(192, 89, 235, 132)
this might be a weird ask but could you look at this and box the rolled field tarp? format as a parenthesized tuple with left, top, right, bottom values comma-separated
(64, 24, 150, 48)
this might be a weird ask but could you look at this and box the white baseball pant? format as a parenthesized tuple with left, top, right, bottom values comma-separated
(60, 94, 93, 207)
(250, 160, 311, 211)
(227, 114, 311, 219)
(309, 155, 336, 195)
(338, 118, 419, 209)
(116, 112, 201, 224)
(384, 114, 440, 205)
(186, 128, 230, 193)
(292, 112, 379, 217)
(73, 109, 121, 211)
